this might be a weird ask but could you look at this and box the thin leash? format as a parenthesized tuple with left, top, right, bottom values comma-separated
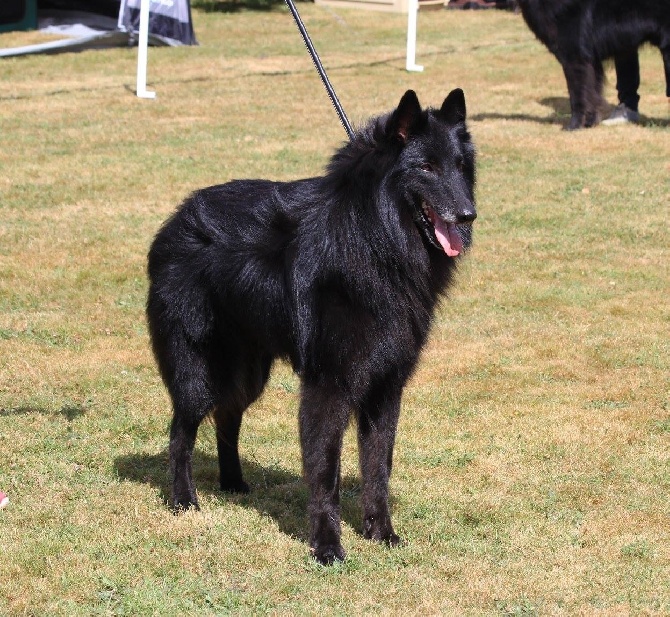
(284, 0, 355, 141)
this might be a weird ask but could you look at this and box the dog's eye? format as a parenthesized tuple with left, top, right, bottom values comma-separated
(420, 163, 434, 173)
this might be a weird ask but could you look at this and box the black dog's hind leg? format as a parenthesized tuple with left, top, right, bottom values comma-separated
(214, 407, 248, 494)
(584, 57, 605, 127)
(168, 350, 216, 511)
(299, 383, 350, 565)
(662, 46, 670, 99)
(213, 354, 272, 494)
(561, 56, 604, 129)
(357, 384, 402, 547)
(562, 61, 588, 129)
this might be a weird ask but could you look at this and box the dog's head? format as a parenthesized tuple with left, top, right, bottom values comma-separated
(386, 89, 477, 256)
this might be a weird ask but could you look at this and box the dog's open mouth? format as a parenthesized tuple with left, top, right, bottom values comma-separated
(416, 200, 464, 257)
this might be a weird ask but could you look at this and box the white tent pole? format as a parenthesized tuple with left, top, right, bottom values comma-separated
(406, 0, 423, 72)
(136, 0, 156, 98)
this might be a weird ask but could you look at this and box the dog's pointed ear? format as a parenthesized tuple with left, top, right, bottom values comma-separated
(388, 90, 422, 143)
(439, 88, 467, 125)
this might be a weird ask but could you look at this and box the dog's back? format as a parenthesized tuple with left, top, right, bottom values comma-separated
(519, 0, 670, 53)
(147, 179, 310, 370)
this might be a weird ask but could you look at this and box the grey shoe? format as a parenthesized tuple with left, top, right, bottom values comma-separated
(602, 103, 640, 125)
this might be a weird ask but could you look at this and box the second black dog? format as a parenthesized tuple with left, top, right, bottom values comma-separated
(146, 89, 476, 564)
(517, 0, 670, 129)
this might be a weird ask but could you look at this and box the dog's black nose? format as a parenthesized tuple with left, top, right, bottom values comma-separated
(457, 210, 477, 223)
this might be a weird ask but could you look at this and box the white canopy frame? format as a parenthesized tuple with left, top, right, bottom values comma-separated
(135, 0, 155, 98)
(134, 0, 425, 100)
(406, 0, 424, 72)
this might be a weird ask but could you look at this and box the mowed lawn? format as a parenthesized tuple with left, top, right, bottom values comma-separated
(0, 3, 668, 614)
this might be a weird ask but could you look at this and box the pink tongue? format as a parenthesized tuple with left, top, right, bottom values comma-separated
(431, 212, 463, 256)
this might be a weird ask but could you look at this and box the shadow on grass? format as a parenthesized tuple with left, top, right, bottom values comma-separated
(114, 449, 364, 544)
(472, 95, 670, 128)
(471, 96, 570, 126)
(0, 404, 86, 421)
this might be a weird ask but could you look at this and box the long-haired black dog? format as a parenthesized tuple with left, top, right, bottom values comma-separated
(517, 0, 670, 129)
(146, 89, 476, 565)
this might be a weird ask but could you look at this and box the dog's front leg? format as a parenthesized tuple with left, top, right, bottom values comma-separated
(357, 385, 401, 547)
(299, 383, 349, 565)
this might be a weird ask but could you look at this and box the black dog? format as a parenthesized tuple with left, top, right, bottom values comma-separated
(146, 89, 476, 565)
(517, 0, 670, 129)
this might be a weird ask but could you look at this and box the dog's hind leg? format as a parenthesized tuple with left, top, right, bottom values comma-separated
(147, 266, 218, 511)
(357, 383, 402, 548)
(212, 353, 272, 494)
(584, 57, 605, 127)
(299, 383, 350, 565)
(561, 61, 589, 129)
(662, 46, 670, 99)
(167, 346, 216, 511)
(213, 406, 248, 494)
(561, 55, 605, 129)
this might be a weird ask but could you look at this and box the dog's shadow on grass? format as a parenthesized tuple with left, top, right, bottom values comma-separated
(470, 96, 571, 126)
(114, 450, 364, 543)
(472, 95, 670, 127)
(0, 404, 86, 420)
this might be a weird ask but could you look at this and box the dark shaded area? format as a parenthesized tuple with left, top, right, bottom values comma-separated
(447, 0, 517, 9)
(191, 0, 288, 13)
(114, 449, 367, 543)
(471, 96, 571, 126)
(540, 96, 572, 116)
(38, 0, 120, 17)
(0, 404, 86, 421)
(472, 96, 670, 128)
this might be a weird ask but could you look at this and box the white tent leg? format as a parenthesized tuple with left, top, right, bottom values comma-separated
(136, 0, 156, 98)
(406, 0, 423, 72)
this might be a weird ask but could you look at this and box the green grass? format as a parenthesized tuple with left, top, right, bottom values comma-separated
(1, 5, 669, 614)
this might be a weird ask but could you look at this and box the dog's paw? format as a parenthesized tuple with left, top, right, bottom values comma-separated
(220, 478, 250, 494)
(384, 531, 401, 547)
(311, 544, 346, 566)
(565, 116, 584, 131)
(363, 515, 400, 547)
(172, 498, 200, 514)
